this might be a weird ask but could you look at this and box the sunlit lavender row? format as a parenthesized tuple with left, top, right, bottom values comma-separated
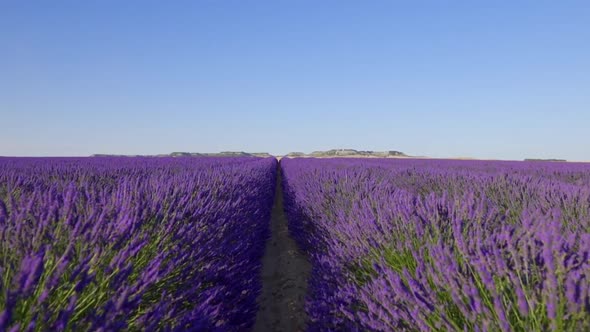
(282, 158, 590, 331)
(0, 157, 277, 331)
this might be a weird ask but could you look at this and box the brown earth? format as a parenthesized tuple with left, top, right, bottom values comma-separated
(254, 167, 311, 332)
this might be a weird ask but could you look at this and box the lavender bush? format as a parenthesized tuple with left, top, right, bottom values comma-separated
(282, 158, 590, 331)
(0, 157, 277, 331)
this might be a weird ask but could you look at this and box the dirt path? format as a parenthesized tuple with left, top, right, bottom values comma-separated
(254, 166, 311, 332)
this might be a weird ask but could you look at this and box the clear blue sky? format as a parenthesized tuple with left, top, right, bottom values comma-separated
(1, 1, 589, 160)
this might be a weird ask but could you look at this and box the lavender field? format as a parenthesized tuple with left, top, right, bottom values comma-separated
(0, 157, 277, 331)
(282, 158, 590, 331)
(1, 156, 590, 331)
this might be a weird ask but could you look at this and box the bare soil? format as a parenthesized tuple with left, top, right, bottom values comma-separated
(254, 168, 311, 332)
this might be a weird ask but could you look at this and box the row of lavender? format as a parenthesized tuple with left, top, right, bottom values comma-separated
(0, 157, 277, 331)
(282, 158, 590, 331)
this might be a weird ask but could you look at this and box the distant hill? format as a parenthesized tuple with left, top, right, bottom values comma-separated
(88, 152, 576, 162)
(285, 149, 408, 158)
(524, 158, 567, 162)
(92, 152, 272, 158)
(285, 152, 306, 157)
(169, 151, 264, 157)
(91, 149, 410, 159)
(91, 154, 142, 157)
